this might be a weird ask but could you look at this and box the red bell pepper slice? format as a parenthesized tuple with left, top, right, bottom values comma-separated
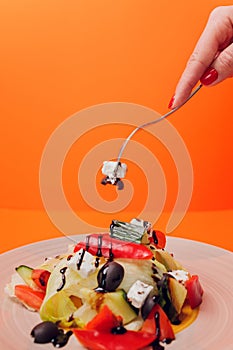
(74, 233, 153, 260)
(149, 230, 166, 249)
(31, 269, 51, 291)
(15, 285, 45, 311)
(73, 329, 156, 350)
(141, 304, 175, 343)
(73, 305, 155, 350)
(185, 275, 204, 309)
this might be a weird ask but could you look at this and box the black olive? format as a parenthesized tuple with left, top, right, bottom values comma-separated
(51, 330, 73, 348)
(31, 321, 59, 344)
(141, 293, 159, 320)
(116, 179, 124, 190)
(96, 261, 124, 292)
(111, 325, 127, 334)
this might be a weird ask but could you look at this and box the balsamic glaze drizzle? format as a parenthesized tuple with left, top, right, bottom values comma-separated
(111, 325, 127, 334)
(85, 235, 90, 252)
(150, 312, 164, 350)
(109, 241, 114, 261)
(95, 257, 100, 268)
(56, 267, 68, 292)
(76, 249, 85, 270)
(96, 235, 103, 257)
(85, 233, 114, 262)
(109, 220, 115, 236)
(155, 311, 161, 340)
(86, 235, 94, 266)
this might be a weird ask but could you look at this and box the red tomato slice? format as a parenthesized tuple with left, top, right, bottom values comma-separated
(185, 275, 204, 309)
(149, 230, 166, 249)
(15, 285, 45, 311)
(31, 269, 51, 291)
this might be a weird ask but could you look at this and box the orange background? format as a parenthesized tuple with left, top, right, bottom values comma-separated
(0, 1, 232, 252)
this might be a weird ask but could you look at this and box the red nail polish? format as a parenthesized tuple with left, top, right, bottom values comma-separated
(200, 67, 218, 85)
(168, 95, 175, 109)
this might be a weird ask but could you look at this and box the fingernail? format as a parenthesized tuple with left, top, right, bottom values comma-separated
(200, 67, 218, 85)
(168, 94, 175, 109)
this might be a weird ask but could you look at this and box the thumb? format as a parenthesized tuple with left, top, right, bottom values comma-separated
(201, 43, 233, 85)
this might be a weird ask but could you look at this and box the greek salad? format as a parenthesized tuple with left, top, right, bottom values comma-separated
(5, 218, 204, 350)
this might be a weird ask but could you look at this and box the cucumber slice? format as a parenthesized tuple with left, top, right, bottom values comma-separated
(15, 265, 38, 289)
(74, 288, 137, 325)
(110, 220, 147, 244)
(103, 289, 137, 324)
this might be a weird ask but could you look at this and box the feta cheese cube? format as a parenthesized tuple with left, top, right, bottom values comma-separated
(130, 218, 152, 232)
(168, 270, 190, 284)
(67, 249, 96, 278)
(102, 161, 127, 179)
(127, 280, 153, 308)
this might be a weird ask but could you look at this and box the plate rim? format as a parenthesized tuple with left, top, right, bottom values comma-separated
(1, 235, 233, 350)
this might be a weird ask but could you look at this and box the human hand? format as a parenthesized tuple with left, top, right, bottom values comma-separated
(168, 6, 233, 109)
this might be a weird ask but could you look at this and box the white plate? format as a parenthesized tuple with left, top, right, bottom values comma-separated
(0, 236, 233, 350)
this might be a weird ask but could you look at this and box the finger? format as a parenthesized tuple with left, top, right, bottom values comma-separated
(201, 42, 233, 85)
(171, 6, 233, 108)
(171, 37, 218, 108)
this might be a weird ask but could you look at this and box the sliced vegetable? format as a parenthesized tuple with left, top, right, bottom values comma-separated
(102, 289, 137, 324)
(157, 275, 178, 324)
(40, 290, 78, 323)
(168, 277, 187, 314)
(73, 304, 156, 350)
(117, 258, 157, 293)
(149, 230, 166, 249)
(74, 233, 153, 260)
(141, 303, 175, 343)
(15, 265, 37, 290)
(86, 305, 121, 332)
(110, 220, 146, 243)
(15, 285, 45, 311)
(31, 269, 51, 291)
(39, 257, 97, 324)
(154, 250, 182, 271)
(15, 265, 51, 292)
(73, 329, 155, 350)
(79, 289, 138, 325)
(185, 275, 204, 309)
